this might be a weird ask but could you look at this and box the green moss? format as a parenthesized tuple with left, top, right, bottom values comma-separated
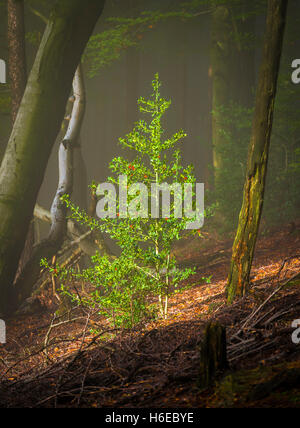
(213, 361, 300, 407)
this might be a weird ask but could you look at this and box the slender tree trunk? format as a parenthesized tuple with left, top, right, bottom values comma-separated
(227, 0, 288, 304)
(60, 85, 88, 212)
(73, 139, 88, 211)
(0, 0, 106, 316)
(7, 0, 27, 124)
(12, 65, 84, 310)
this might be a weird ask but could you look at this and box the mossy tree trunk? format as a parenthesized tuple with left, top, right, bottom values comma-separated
(0, 0, 106, 316)
(227, 0, 288, 304)
(7, 0, 27, 124)
(8, 0, 36, 282)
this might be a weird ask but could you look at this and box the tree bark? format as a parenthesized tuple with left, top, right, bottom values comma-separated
(198, 322, 228, 389)
(0, 0, 106, 316)
(7, 0, 27, 124)
(73, 139, 88, 211)
(11, 65, 84, 310)
(7, 0, 36, 283)
(227, 0, 288, 304)
(33, 204, 113, 259)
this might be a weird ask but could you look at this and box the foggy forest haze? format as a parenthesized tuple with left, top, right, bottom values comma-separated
(0, 0, 299, 410)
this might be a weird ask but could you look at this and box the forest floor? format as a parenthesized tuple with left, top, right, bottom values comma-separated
(0, 221, 300, 408)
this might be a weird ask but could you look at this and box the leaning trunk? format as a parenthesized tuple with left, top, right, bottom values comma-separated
(0, 0, 106, 316)
(8, 0, 36, 281)
(227, 0, 288, 303)
(7, 0, 27, 124)
(12, 65, 85, 310)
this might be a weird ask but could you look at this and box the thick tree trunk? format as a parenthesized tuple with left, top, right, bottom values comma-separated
(227, 0, 288, 304)
(0, 0, 106, 316)
(14, 221, 35, 283)
(7, 0, 27, 124)
(7, 0, 36, 282)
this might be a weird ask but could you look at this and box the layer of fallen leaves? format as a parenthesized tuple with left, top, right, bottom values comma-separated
(0, 222, 299, 408)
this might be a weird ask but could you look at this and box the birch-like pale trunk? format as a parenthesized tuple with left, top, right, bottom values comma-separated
(34, 204, 112, 259)
(11, 65, 85, 310)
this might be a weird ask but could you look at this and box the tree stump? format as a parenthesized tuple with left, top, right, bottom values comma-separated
(198, 322, 228, 389)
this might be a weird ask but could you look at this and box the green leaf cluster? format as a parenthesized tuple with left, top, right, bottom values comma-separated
(44, 75, 203, 328)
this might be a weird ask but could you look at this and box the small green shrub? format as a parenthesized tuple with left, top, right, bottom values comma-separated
(42, 75, 202, 328)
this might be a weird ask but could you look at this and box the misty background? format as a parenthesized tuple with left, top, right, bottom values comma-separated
(0, 0, 299, 234)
